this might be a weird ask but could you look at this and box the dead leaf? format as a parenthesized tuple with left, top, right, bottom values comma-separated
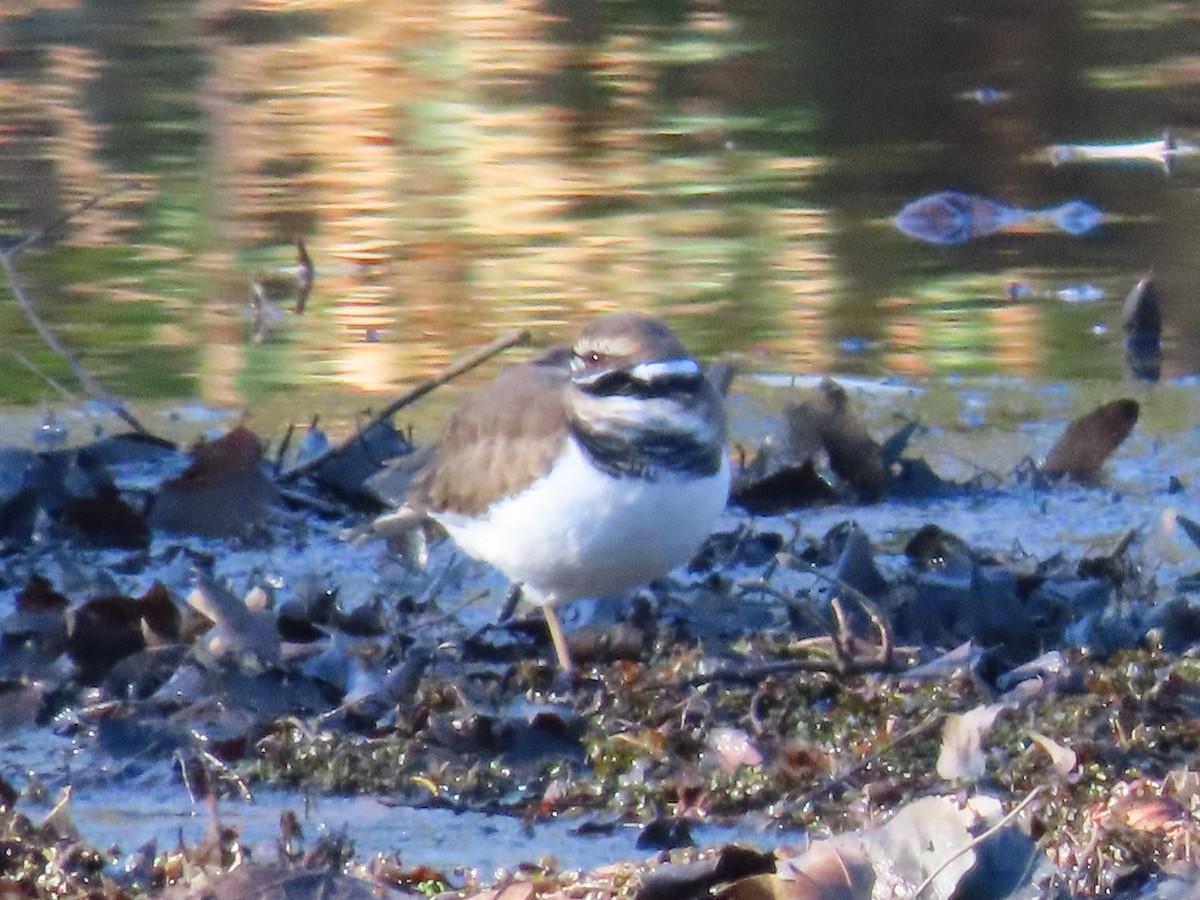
(187, 578, 281, 667)
(635, 845, 776, 900)
(774, 842, 874, 900)
(1124, 796, 1188, 833)
(1041, 399, 1139, 482)
(732, 455, 838, 514)
(67, 583, 182, 683)
(150, 426, 276, 536)
(1122, 272, 1161, 369)
(786, 380, 884, 500)
(711, 873, 790, 900)
(776, 794, 1036, 899)
(936, 703, 1009, 782)
(56, 492, 150, 549)
(1028, 730, 1078, 776)
(157, 863, 407, 899)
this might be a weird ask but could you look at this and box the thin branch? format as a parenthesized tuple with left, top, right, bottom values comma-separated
(4, 182, 136, 258)
(273, 422, 296, 474)
(699, 566, 898, 685)
(293, 237, 314, 314)
(8, 349, 78, 402)
(277, 327, 530, 483)
(808, 567, 894, 673)
(0, 184, 153, 435)
(0, 248, 150, 435)
(914, 784, 1045, 898)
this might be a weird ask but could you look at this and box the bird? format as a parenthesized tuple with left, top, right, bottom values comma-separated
(404, 311, 731, 672)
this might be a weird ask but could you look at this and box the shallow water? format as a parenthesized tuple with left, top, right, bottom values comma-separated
(62, 780, 786, 877)
(3, 0, 1200, 884)
(1, 373, 1198, 877)
(2, 0, 1200, 420)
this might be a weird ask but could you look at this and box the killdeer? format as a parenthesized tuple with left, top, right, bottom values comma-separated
(406, 312, 731, 671)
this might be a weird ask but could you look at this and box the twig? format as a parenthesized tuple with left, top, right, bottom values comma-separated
(0, 244, 150, 435)
(807, 567, 894, 673)
(913, 784, 1045, 898)
(273, 422, 296, 474)
(294, 237, 313, 314)
(0, 184, 152, 435)
(4, 182, 135, 258)
(8, 349, 78, 401)
(277, 327, 530, 483)
(277, 486, 346, 516)
(701, 566, 897, 685)
(413, 588, 494, 629)
(689, 647, 911, 686)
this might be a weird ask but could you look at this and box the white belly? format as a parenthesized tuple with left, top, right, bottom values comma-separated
(433, 438, 731, 605)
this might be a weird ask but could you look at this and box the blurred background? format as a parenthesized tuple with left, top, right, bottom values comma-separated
(0, 0, 1198, 420)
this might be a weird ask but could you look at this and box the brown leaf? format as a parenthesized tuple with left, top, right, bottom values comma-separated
(774, 842, 875, 900)
(151, 426, 276, 536)
(67, 584, 182, 683)
(1042, 398, 1139, 482)
(712, 873, 790, 900)
(184, 425, 265, 478)
(936, 703, 1009, 782)
(1122, 272, 1161, 343)
(1123, 796, 1188, 833)
(732, 457, 838, 514)
(635, 845, 776, 900)
(16, 574, 69, 614)
(56, 493, 149, 549)
(785, 380, 884, 500)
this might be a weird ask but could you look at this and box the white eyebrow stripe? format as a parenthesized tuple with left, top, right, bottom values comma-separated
(629, 358, 701, 382)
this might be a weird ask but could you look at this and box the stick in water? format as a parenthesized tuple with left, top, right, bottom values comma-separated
(277, 327, 531, 483)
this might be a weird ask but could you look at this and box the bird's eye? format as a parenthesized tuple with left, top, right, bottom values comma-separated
(570, 347, 609, 378)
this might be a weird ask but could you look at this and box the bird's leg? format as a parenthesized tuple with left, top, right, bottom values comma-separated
(542, 603, 574, 673)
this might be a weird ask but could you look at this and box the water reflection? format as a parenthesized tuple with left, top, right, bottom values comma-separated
(1048, 130, 1199, 175)
(894, 191, 1103, 245)
(2, 0, 1200, 416)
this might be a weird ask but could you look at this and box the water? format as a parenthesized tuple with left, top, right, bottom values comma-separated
(4, 0, 1200, 881)
(64, 782, 785, 878)
(1, 0, 1200, 426)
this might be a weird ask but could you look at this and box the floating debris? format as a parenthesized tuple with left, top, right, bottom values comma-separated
(894, 191, 1103, 244)
(248, 238, 316, 343)
(1054, 283, 1104, 304)
(1048, 129, 1198, 175)
(1122, 271, 1162, 382)
(956, 85, 1010, 105)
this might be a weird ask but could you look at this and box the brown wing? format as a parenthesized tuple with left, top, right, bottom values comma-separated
(407, 361, 570, 517)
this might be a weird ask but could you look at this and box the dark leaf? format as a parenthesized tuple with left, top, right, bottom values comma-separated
(732, 458, 837, 514)
(1042, 399, 1139, 482)
(150, 426, 276, 536)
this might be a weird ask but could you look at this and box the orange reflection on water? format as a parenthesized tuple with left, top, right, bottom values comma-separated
(989, 302, 1041, 375)
(41, 46, 137, 248)
(3, 0, 1120, 411)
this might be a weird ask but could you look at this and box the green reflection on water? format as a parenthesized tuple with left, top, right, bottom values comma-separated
(0, 0, 1196, 417)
